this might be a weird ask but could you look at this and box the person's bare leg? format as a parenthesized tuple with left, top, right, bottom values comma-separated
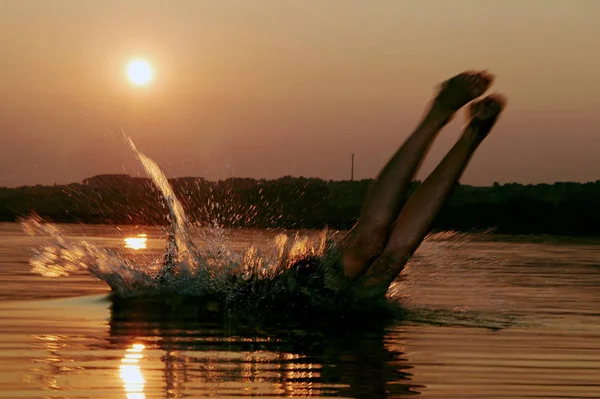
(342, 71, 494, 280)
(358, 94, 507, 296)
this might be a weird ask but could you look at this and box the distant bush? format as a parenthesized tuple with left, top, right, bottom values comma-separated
(2, 175, 600, 236)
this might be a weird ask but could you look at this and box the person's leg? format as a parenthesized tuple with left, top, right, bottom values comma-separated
(342, 71, 494, 280)
(358, 94, 507, 296)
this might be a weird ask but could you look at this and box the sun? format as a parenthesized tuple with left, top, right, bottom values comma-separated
(126, 59, 153, 86)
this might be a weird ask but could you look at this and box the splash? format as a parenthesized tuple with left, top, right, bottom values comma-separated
(23, 134, 512, 325)
(123, 133, 198, 278)
(23, 213, 347, 313)
(23, 133, 351, 314)
(24, 215, 155, 296)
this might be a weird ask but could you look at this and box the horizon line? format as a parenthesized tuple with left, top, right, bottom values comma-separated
(3, 173, 600, 190)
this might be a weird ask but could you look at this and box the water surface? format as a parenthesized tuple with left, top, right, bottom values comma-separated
(1, 222, 599, 398)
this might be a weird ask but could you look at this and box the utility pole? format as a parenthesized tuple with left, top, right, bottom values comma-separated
(350, 153, 355, 181)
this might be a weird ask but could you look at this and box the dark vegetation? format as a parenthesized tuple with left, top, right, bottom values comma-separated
(2, 174, 600, 236)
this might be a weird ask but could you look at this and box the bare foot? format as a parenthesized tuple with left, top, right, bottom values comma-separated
(468, 93, 507, 138)
(434, 70, 494, 113)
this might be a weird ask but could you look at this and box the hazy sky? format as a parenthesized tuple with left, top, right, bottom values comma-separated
(1, 0, 599, 187)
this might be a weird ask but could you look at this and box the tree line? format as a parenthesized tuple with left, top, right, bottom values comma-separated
(2, 174, 600, 236)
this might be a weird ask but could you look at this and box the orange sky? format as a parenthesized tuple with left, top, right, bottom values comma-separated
(1, 0, 599, 187)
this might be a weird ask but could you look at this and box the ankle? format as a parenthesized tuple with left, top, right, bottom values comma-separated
(426, 102, 454, 126)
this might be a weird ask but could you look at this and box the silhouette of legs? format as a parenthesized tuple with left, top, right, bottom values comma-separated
(342, 71, 494, 280)
(357, 94, 506, 297)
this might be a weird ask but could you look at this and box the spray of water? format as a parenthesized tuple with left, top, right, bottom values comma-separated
(122, 133, 198, 278)
(23, 134, 516, 326)
(23, 133, 356, 315)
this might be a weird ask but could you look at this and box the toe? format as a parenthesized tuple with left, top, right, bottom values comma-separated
(479, 75, 493, 89)
(491, 93, 508, 108)
(476, 94, 507, 119)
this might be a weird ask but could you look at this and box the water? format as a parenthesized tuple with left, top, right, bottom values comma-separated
(20, 134, 340, 313)
(1, 223, 600, 398)
(3, 136, 600, 397)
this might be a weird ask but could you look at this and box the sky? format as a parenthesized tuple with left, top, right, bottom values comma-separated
(1, 0, 599, 187)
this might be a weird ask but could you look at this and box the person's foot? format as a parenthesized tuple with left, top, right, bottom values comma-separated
(468, 93, 507, 138)
(434, 71, 494, 114)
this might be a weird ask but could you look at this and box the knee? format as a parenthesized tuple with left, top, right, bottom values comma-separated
(357, 225, 389, 258)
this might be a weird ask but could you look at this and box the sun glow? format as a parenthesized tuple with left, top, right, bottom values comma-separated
(126, 59, 153, 86)
(124, 234, 148, 250)
(120, 343, 146, 399)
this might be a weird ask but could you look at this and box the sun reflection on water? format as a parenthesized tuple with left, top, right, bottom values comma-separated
(120, 343, 146, 399)
(124, 234, 148, 250)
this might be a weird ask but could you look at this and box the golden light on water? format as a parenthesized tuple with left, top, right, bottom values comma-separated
(126, 59, 152, 86)
(124, 234, 147, 250)
(120, 343, 146, 399)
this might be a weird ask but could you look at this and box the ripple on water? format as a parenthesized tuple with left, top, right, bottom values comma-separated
(2, 222, 600, 398)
